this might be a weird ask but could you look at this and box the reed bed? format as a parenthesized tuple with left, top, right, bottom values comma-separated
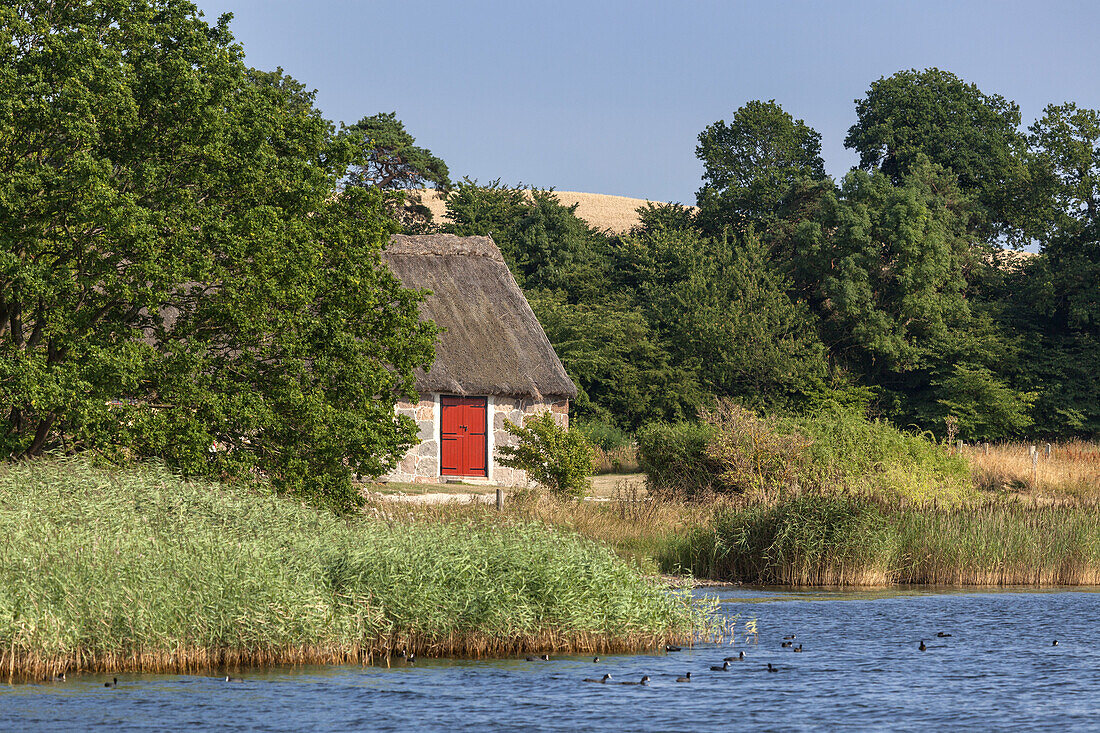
(661, 493, 1100, 586)
(0, 459, 711, 681)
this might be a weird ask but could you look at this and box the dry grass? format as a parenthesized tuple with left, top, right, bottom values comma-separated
(969, 441, 1100, 499)
(414, 189, 695, 234)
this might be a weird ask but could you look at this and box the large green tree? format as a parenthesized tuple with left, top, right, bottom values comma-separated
(696, 100, 827, 236)
(613, 226, 829, 411)
(779, 162, 1032, 437)
(0, 0, 436, 510)
(844, 68, 1030, 241)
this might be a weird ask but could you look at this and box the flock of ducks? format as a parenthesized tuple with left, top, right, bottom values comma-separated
(57, 632, 1068, 689)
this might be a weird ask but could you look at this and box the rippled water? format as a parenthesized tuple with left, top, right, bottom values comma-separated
(4, 587, 1100, 731)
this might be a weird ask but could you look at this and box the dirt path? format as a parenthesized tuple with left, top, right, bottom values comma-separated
(370, 473, 646, 505)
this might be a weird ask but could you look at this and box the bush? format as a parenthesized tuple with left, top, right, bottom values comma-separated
(574, 419, 632, 451)
(636, 421, 719, 498)
(497, 413, 595, 499)
(703, 401, 811, 499)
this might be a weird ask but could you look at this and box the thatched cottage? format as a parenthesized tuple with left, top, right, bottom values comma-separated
(380, 234, 577, 485)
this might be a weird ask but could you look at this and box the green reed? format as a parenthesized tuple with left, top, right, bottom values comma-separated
(0, 458, 709, 680)
(660, 493, 1100, 586)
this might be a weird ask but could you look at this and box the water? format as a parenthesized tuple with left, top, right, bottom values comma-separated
(4, 587, 1100, 731)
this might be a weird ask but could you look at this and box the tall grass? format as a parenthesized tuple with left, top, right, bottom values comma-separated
(0, 459, 709, 680)
(661, 493, 1100, 586)
(970, 440, 1100, 498)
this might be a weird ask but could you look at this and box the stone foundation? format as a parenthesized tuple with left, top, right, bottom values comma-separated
(379, 393, 569, 487)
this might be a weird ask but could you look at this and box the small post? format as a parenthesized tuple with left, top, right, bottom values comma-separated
(957, 440, 964, 453)
(496, 488, 504, 511)
(1029, 445, 1036, 458)
(984, 442, 990, 456)
(1045, 443, 1052, 459)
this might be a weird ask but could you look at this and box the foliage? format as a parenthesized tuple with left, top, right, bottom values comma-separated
(696, 100, 827, 236)
(614, 227, 828, 411)
(341, 111, 451, 231)
(497, 412, 595, 499)
(572, 419, 632, 452)
(0, 459, 704, 678)
(636, 421, 719, 498)
(702, 401, 811, 499)
(778, 162, 1032, 434)
(844, 67, 1030, 239)
(444, 180, 611, 303)
(0, 0, 436, 511)
(527, 291, 696, 431)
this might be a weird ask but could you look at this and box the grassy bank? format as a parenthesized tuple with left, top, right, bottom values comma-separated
(0, 459, 710, 681)
(660, 493, 1100, 585)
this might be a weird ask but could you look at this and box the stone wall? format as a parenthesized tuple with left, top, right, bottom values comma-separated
(490, 396, 569, 487)
(380, 397, 439, 484)
(379, 394, 570, 486)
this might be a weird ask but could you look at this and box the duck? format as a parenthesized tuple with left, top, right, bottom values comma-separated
(104, 677, 118, 688)
(393, 648, 407, 659)
(592, 657, 600, 663)
(793, 644, 803, 653)
(665, 644, 682, 652)
(937, 632, 952, 638)
(583, 673, 613, 683)
(781, 641, 793, 648)
(224, 675, 244, 682)
(783, 635, 796, 640)
(1052, 640, 1059, 646)
(48, 672, 66, 682)
(767, 663, 779, 673)
(620, 675, 650, 686)
(406, 654, 416, 664)
(675, 672, 691, 683)
(918, 640, 927, 651)
(710, 661, 731, 671)
(724, 651, 746, 661)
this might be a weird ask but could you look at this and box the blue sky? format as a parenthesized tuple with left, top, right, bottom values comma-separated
(192, 0, 1100, 203)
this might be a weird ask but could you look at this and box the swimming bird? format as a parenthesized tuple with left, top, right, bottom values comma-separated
(665, 644, 682, 652)
(675, 672, 691, 683)
(620, 675, 650, 686)
(583, 673, 613, 683)
(793, 644, 803, 653)
(937, 632, 952, 638)
(394, 648, 407, 659)
(224, 675, 244, 682)
(781, 641, 793, 648)
(524, 654, 550, 661)
(767, 663, 779, 673)
(783, 635, 796, 640)
(47, 672, 65, 682)
(592, 657, 600, 663)
(723, 651, 746, 661)
(406, 654, 416, 664)
(919, 640, 927, 651)
(1053, 640, 1059, 646)
(104, 677, 118, 688)
(710, 661, 731, 671)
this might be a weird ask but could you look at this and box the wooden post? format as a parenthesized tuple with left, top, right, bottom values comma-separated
(1032, 450, 1039, 489)
(496, 488, 504, 510)
(1029, 445, 1036, 457)
(1045, 443, 1052, 459)
(984, 443, 990, 456)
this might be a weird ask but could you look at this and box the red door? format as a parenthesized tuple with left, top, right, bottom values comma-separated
(440, 396, 488, 477)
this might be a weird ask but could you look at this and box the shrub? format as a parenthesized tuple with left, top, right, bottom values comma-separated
(636, 421, 719, 498)
(702, 401, 811, 499)
(497, 413, 595, 499)
(574, 420, 632, 451)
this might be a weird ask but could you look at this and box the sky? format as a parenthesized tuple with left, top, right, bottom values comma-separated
(192, 0, 1100, 204)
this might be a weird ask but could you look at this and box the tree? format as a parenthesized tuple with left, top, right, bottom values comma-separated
(613, 226, 829, 411)
(696, 100, 827, 236)
(780, 161, 1032, 435)
(341, 112, 451, 231)
(443, 180, 611, 304)
(526, 291, 698, 431)
(0, 0, 436, 510)
(844, 68, 1029, 240)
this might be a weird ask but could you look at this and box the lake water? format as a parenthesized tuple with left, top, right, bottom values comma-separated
(4, 587, 1100, 731)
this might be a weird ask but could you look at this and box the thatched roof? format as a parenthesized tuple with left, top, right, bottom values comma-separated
(383, 234, 577, 400)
